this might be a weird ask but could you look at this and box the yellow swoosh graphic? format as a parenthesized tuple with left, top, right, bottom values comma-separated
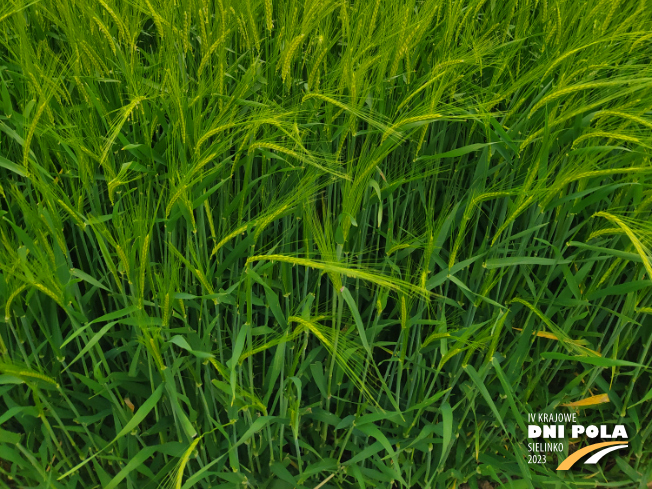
(557, 441, 628, 470)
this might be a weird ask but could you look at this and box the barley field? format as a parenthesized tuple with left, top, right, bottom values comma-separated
(0, 0, 651, 488)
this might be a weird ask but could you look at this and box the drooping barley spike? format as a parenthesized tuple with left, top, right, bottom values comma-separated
(149, 337, 166, 371)
(139, 234, 150, 309)
(0, 363, 58, 386)
(255, 204, 291, 242)
(491, 195, 536, 246)
(449, 213, 470, 269)
(92, 16, 117, 55)
(57, 199, 86, 230)
(100, 96, 146, 183)
(211, 223, 249, 258)
(345, 53, 356, 102)
(588, 228, 623, 241)
(108, 178, 124, 205)
(33, 283, 65, 310)
(415, 124, 428, 155)
(178, 298, 186, 319)
(188, 153, 218, 183)
(594, 110, 652, 130)
(35, 226, 57, 267)
(185, 11, 193, 54)
(302, 0, 320, 32)
(595, 258, 624, 291)
(217, 0, 225, 34)
(455, 1, 479, 45)
(253, 142, 300, 159)
(116, 244, 132, 284)
(194, 267, 214, 295)
(369, 0, 381, 33)
(0, 323, 6, 355)
(218, 58, 224, 110)
(163, 291, 171, 328)
(27, 72, 45, 109)
(91, 231, 123, 293)
(529, 81, 638, 117)
(416, 93, 437, 154)
(166, 184, 188, 217)
(308, 43, 327, 89)
(544, 12, 556, 44)
(174, 436, 203, 489)
(340, 0, 350, 37)
(198, 28, 231, 76)
(593, 212, 652, 280)
(5, 285, 27, 322)
(634, 192, 652, 217)
(520, 99, 606, 149)
(246, 0, 260, 51)
(196, 122, 239, 151)
(390, 6, 410, 79)
(22, 100, 47, 174)
(204, 200, 217, 242)
(382, 114, 444, 143)
(73, 75, 90, 104)
(282, 34, 305, 83)
(571, 131, 641, 148)
(405, 45, 414, 84)
(98, 0, 126, 40)
(145, 0, 165, 39)
(602, 0, 619, 32)
(472, 192, 514, 207)
(396, 59, 465, 114)
(183, 193, 196, 233)
(264, 0, 273, 31)
(235, 12, 251, 52)
(548, 168, 652, 205)
(630, 31, 652, 53)
(83, 40, 110, 75)
(555, 3, 562, 45)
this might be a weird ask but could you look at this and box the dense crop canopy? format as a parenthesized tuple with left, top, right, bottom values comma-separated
(0, 0, 651, 487)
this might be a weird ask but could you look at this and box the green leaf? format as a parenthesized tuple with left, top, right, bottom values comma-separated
(483, 257, 570, 268)
(415, 143, 496, 162)
(70, 268, 111, 292)
(463, 364, 507, 433)
(62, 321, 118, 371)
(491, 358, 527, 434)
(439, 402, 453, 468)
(103, 446, 158, 489)
(169, 335, 214, 359)
(587, 280, 652, 300)
(58, 383, 165, 481)
(0, 155, 27, 177)
(340, 287, 372, 356)
(541, 352, 647, 369)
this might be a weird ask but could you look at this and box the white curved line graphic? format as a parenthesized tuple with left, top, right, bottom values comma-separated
(584, 444, 628, 464)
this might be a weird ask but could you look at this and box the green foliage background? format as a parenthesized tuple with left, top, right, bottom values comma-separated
(0, 0, 651, 487)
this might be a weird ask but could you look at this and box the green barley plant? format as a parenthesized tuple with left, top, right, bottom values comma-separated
(0, 0, 651, 488)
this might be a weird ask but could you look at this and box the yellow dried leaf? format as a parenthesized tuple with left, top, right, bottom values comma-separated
(513, 327, 559, 340)
(124, 398, 135, 413)
(562, 394, 610, 407)
(513, 327, 602, 357)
